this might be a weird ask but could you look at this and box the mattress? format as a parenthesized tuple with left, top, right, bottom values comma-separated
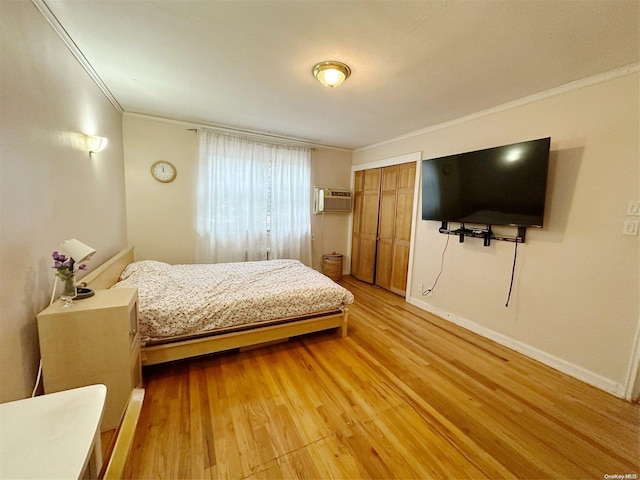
(112, 259, 354, 342)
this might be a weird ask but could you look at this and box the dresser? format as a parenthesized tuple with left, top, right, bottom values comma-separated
(37, 288, 142, 431)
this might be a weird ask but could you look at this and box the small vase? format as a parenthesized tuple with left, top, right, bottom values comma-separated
(60, 275, 77, 307)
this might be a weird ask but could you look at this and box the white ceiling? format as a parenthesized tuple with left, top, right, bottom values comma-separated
(43, 0, 639, 150)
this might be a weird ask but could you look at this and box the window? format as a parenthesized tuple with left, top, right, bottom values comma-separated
(195, 129, 312, 265)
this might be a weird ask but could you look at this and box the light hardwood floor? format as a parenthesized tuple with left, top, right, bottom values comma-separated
(124, 276, 639, 479)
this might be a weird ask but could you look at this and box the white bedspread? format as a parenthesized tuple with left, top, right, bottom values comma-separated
(112, 259, 354, 342)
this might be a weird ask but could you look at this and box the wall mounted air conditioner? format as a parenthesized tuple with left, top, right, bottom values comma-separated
(313, 187, 352, 214)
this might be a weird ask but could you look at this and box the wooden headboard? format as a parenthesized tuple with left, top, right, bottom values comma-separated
(81, 246, 134, 290)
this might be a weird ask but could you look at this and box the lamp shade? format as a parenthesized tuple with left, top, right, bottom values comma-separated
(312, 61, 351, 88)
(60, 239, 96, 263)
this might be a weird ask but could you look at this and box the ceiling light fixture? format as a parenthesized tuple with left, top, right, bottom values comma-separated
(312, 61, 351, 88)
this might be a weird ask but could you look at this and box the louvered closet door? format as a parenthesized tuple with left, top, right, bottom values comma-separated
(389, 162, 416, 295)
(375, 165, 399, 291)
(351, 168, 381, 283)
(350, 171, 364, 280)
(374, 162, 416, 295)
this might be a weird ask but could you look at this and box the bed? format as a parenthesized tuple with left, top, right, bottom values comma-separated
(80, 247, 353, 366)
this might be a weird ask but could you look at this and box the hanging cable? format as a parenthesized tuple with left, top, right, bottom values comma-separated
(422, 234, 450, 296)
(31, 360, 42, 397)
(34, 244, 62, 396)
(505, 241, 519, 307)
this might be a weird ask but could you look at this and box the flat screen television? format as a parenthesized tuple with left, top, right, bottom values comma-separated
(421, 137, 551, 228)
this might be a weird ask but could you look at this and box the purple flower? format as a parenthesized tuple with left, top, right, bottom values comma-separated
(52, 251, 66, 262)
(51, 251, 84, 281)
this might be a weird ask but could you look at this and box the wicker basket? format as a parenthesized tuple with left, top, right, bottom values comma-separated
(322, 254, 343, 281)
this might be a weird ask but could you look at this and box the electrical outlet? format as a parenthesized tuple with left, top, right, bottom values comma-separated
(418, 283, 424, 292)
(627, 200, 640, 216)
(623, 220, 639, 236)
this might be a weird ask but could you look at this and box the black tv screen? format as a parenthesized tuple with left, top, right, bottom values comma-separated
(421, 137, 551, 228)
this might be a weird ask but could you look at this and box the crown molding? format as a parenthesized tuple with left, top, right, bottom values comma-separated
(356, 63, 640, 153)
(123, 112, 353, 152)
(31, 0, 122, 113)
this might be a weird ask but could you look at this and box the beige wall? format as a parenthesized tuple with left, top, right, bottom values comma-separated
(353, 72, 640, 397)
(0, 2, 127, 401)
(310, 148, 353, 272)
(123, 115, 353, 271)
(122, 115, 198, 264)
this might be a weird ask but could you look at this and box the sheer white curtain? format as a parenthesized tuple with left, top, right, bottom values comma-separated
(195, 129, 312, 265)
(271, 145, 312, 264)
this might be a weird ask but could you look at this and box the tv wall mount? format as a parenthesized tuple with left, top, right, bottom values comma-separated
(438, 222, 526, 246)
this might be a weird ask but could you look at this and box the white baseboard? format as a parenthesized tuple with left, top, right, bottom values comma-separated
(408, 297, 626, 399)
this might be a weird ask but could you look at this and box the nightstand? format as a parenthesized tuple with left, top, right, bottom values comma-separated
(37, 288, 142, 431)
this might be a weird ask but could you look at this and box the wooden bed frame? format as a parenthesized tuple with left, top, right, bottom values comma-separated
(81, 247, 349, 366)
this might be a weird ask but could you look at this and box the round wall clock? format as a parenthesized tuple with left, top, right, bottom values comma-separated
(151, 161, 177, 183)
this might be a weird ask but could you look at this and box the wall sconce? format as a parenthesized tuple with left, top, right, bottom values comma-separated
(85, 134, 108, 156)
(312, 61, 351, 88)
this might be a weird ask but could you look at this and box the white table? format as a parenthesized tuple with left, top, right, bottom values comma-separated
(0, 384, 106, 479)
